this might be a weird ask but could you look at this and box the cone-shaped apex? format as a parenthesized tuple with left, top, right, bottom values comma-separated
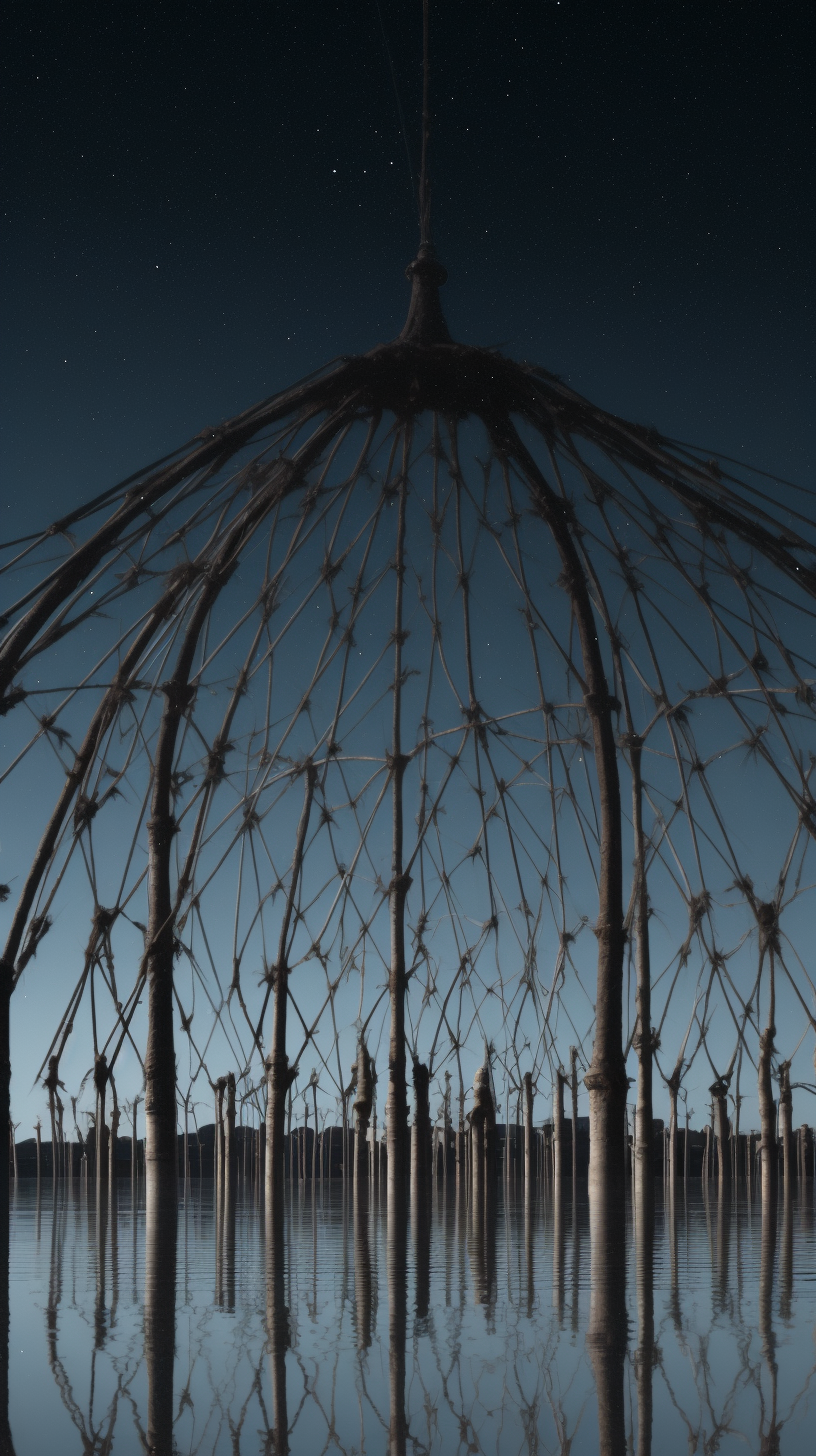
(399, 242, 451, 345)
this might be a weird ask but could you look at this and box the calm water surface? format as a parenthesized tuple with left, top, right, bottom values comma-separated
(8, 1178, 816, 1454)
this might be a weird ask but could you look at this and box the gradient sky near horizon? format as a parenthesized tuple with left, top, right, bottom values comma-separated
(2, 1, 814, 1135)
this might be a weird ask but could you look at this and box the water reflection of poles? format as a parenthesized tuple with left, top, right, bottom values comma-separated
(353, 1038, 375, 1348)
(570, 1179, 582, 1336)
(779, 1165, 793, 1325)
(552, 1153, 565, 1325)
(387, 1188, 408, 1456)
(0, 1141, 11, 1455)
(354, 1170, 373, 1350)
(668, 1172, 681, 1331)
(443, 1071, 452, 1185)
(221, 1148, 236, 1312)
(714, 1174, 730, 1315)
(265, 1186, 290, 1456)
(634, 1161, 655, 1456)
(586, 1151, 627, 1456)
(413, 1140, 431, 1324)
(144, 1174, 176, 1455)
(94, 1146, 108, 1352)
(758, 1162, 781, 1454)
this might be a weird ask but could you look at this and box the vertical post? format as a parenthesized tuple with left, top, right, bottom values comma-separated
(443, 1071, 451, 1184)
(757, 928, 779, 1207)
(569, 1049, 579, 1188)
(711, 1078, 731, 1196)
(94, 1053, 109, 1211)
(628, 737, 654, 1203)
(215, 1079, 226, 1195)
(131, 1098, 139, 1192)
(553, 1069, 566, 1187)
(523, 1072, 534, 1188)
(311, 1078, 318, 1188)
(0, 967, 10, 1456)
(225, 1072, 236, 1192)
(354, 1041, 373, 1195)
(265, 765, 316, 1203)
(411, 1059, 431, 1200)
(668, 1084, 678, 1201)
(778, 1061, 794, 1193)
(386, 454, 410, 1224)
(108, 1075, 120, 1204)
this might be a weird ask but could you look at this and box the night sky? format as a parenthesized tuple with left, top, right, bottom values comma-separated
(3, 0, 812, 539)
(2, 2, 814, 1133)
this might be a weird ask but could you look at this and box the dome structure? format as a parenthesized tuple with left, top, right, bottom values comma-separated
(1, 9, 815, 1236)
(2, 233, 815, 1218)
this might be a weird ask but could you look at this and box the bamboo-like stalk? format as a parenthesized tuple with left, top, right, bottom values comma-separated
(224, 1072, 236, 1194)
(265, 763, 317, 1200)
(523, 1072, 534, 1188)
(145, 419, 345, 1218)
(628, 737, 654, 1206)
(108, 1073, 119, 1204)
(215, 1079, 226, 1200)
(634, 1162, 655, 1456)
(552, 1162, 565, 1324)
(310, 1078, 318, 1188)
(44, 1057, 63, 1195)
(144, 569, 228, 1211)
(411, 1059, 431, 1198)
(353, 1040, 373, 1195)
(758, 946, 778, 1206)
(386, 1185, 408, 1456)
(386, 452, 410, 1221)
(443, 1071, 451, 1183)
(668, 1081, 679, 1200)
(93, 1054, 109, 1212)
(145, 1173, 177, 1456)
(710, 1075, 731, 1196)
(182, 1096, 189, 1190)
(778, 1059, 794, 1192)
(495, 422, 626, 1207)
(470, 1049, 495, 1214)
(130, 1097, 139, 1193)
(354, 1162, 373, 1350)
(758, 1161, 780, 1453)
(569, 1049, 579, 1188)
(553, 1068, 567, 1187)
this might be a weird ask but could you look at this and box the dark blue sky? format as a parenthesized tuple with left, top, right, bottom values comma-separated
(3, 0, 812, 538)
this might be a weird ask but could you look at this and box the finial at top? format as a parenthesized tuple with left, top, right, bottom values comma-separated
(399, 242, 450, 345)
